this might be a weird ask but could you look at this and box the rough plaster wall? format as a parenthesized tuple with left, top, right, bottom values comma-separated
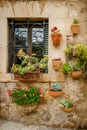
(0, 0, 87, 129)
(0, 0, 87, 74)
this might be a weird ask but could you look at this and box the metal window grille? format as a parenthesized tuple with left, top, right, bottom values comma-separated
(8, 19, 48, 73)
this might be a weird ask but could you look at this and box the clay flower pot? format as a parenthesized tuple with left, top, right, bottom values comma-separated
(48, 88, 63, 98)
(60, 107, 74, 113)
(14, 71, 40, 81)
(71, 18, 80, 35)
(52, 58, 62, 71)
(71, 70, 82, 79)
(51, 26, 62, 46)
(51, 33, 62, 46)
(17, 104, 38, 116)
(71, 24, 80, 35)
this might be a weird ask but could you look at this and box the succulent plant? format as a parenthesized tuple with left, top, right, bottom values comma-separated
(60, 101, 73, 108)
(11, 49, 48, 76)
(73, 18, 79, 24)
(51, 83, 61, 91)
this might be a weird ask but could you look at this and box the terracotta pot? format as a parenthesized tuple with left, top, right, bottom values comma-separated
(51, 33, 62, 46)
(17, 104, 38, 115)
(52, 60, 62, 71)
(71, 24, 80, 35)
(71, 70, 82, 79)
(60, 107, 74, 112)
(14, 71, 40, 81)
(48, 88, 63, 98)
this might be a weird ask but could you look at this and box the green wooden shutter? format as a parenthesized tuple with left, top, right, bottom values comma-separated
(44, 22, 48, 73)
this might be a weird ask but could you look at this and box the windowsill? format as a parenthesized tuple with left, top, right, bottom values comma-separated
(0, 73, 65, 83)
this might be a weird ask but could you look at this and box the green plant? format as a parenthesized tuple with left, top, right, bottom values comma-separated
(71, 63, 83, 71)
(75, 44, 87, 66)
(65, 45, 73, 59)
(64, 44, 87, 77)
(62, 63, 72, 75)
(51, 83, 61, 91)
(11, 49, 48, 76)
(10, 86, 42, 105)
(73, 18, 79, 24)
(60, 101, 73, 108)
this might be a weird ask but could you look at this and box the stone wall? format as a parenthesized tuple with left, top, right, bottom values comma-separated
(0, 0, 87, 129)
(0, 80, 87, 129)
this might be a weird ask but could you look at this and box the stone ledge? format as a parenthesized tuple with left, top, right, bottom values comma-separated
(0, 73, 65, 83)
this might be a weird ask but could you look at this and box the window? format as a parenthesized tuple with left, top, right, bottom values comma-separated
(8, 19, 48, 73)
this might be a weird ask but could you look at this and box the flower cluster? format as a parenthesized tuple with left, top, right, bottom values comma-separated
(7, 86, 43, 105)
(51, 26, 60, 33)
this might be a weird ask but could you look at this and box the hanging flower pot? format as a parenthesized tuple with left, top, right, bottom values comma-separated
(60, 100, 74, 113)
(10, 86, 43, 115)
(48, 83, 63, 98)
(17, 104, 38, 115)
(51, 33, 62, 46)
(48, 88, 63, 98)
(60, 106, 74, 112)
(71, 64, 83, 79)
(71, 18, 80, 35)
(52, 58, 62, 71)
(71, 70, 82, 79)
(51, 26, 62, 46)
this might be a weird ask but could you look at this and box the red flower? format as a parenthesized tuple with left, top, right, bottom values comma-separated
(51, 26, 60, 33)
(7, 90, 11, 96)
(53, 26, 58, 31)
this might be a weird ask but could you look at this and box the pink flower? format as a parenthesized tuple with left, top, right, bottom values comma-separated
(38, 88, 42, 95)
(7, 90, 11, 96)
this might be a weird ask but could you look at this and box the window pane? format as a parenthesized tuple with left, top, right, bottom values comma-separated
(32, 28, 44, 59)
(15, 28, 29, 48)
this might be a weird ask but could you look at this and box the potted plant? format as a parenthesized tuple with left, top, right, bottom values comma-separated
(64, 44, 87, 78)
(10, 86, 43, 115)
(52, 58, 62, 71)
(60, 100, 74, 112)
(71, 63, 83, 79)
(11, 49, 48, 81)
(71, 18, 80, 35)
(51, 26, 62, 46)
(62, 63, 72, 75)
(48, 83, 63, 98)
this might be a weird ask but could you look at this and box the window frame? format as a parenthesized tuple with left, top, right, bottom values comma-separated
(8, 19, 48, 73)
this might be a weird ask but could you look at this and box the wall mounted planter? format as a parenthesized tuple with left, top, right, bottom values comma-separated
(17, 104, 38, 115)
(52, 59, 62, 71)
(51, 33, 62, 46)
(14, 71, 40, 81)
(48, 88, 63, 98)
(71, 24, 80, 35)
(60, 107, 74, 113)
(71, 70, 82, 79)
